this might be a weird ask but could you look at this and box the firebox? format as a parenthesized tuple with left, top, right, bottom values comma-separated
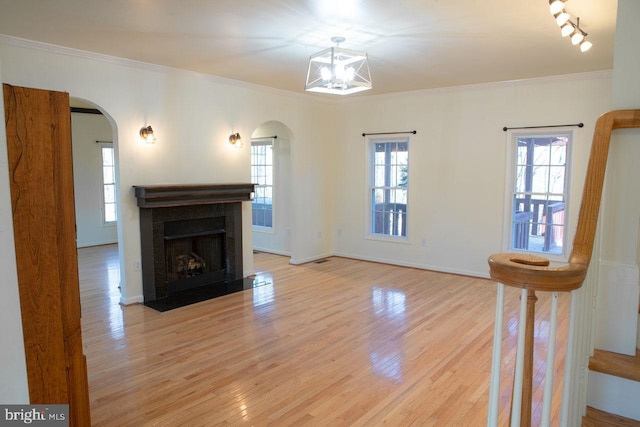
(164, 216, 226, 294)
(133, 184, 255, 303)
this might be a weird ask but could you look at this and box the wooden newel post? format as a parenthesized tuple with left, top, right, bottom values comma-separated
(520, 290, 538, 427)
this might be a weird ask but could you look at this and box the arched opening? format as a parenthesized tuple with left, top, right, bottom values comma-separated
(250, 121, 294, 259)
(70, 98, 120, 248)
(69, 96, 124, 331)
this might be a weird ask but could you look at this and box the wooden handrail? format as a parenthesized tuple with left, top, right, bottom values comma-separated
(488, 109, 640, 292)
(486, 110, 640, 427)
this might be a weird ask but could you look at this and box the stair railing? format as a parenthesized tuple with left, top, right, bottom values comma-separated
(486, 110, 640, 427)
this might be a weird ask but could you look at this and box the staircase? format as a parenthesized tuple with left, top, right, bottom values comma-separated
(583, 406, 640, 427)
(582, 348, 640, 425)
(583, 343, 640, 425)
(486, 110, 640, 426)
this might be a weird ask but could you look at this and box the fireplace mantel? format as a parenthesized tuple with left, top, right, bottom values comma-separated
(133, 183, 255, 208)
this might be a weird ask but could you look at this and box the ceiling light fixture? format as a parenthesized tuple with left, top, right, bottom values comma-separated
(560, 22, 574, 37)
(548, 1, 592, 53)
(548, 0, 565, 14)
(305, 36, 372, 95)
(554, 10, 570, 26)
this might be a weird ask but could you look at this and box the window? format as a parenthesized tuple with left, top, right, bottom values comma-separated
(507, 131, 572, 256)
(369, 139, 409, 238)
(251, 139, 274, 228)
(100, 143, 117, 223)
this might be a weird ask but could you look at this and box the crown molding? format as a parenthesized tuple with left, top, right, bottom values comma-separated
(0, 34, 337, 104)
(335, 70, 613, 104)
(0, 34, 612, 106)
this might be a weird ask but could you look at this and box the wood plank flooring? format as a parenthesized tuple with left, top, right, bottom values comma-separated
(78, 244, 570, 426)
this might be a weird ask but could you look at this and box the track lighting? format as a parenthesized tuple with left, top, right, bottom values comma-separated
(548, 2, 592, 53)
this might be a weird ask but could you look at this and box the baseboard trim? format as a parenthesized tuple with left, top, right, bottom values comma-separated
(120, 295, 143, 305)
(332, 251, 490, 279)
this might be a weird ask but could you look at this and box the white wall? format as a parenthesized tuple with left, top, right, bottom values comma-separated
(595, 0, 640, 355)
(0, 37, 336, 305)
(333, 74, 612, 277)
(71, 112, 118, 247)
(0, 54, 30, 403)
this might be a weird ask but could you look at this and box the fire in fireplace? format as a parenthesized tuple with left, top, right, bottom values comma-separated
(164, 216, 227, 293)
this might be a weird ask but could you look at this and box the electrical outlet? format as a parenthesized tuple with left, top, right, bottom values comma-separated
(134, 260, 142, 271)
(421, 237, 427, 247)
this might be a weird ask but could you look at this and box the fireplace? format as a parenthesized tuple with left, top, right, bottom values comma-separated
(134, 184, 254, 303)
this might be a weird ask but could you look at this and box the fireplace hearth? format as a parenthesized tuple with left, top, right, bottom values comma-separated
(134, 184, 255, 306)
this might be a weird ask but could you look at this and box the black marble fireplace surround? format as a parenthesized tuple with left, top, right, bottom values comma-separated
(134, 184, 255, 310)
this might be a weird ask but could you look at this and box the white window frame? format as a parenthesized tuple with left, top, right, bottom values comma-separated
(98, 142, 117, 225)
(503, 128, 576, 262)
(251, 137, 275, 231)
(366, 136, 410, 243)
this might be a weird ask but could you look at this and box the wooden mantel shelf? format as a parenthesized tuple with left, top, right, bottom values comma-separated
(133, 183, 255, 208)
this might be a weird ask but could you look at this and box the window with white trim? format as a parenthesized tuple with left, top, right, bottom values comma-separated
(507, 130, 572, 256)
(369, 139, 409, 238)
(100, 143, 117, 224)
(251, 138, 274, 228)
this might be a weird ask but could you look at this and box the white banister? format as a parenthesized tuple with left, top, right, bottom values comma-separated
(487, 283, 505, 427)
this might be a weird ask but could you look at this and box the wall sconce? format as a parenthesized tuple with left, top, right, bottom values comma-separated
(140, 125, 156, 144)
(229, 132, 242, 147)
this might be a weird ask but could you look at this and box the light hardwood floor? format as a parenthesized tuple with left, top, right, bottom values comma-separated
(79, 244, 570, 426)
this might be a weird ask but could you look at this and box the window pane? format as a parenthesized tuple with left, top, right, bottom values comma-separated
(509, 133, 569, 255)
(104, 183, 115, 203)
(102, 147, 114, 166)
(100, 145, 117, 223)
(103, 166, 115, 184)
(370, 140, 408, 238)
(251, 139, 274, 229)
(104, 204, 116, 223)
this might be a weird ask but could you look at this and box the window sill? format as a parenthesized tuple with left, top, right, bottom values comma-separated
(365, 234, 410, 244)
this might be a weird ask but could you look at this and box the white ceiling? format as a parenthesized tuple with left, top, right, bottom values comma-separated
(0, 0, 617, 97)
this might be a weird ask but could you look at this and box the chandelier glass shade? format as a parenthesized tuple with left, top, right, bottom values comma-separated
(305, 37, 372, 95)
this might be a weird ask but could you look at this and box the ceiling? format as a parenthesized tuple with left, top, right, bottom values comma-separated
(0, 0, 617, 97)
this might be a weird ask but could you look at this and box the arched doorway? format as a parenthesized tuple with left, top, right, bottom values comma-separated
(250, 121, 294, 258)
(70, 98, 119, 248)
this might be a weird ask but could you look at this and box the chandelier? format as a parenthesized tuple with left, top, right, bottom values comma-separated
(305, 37, 372, 95)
